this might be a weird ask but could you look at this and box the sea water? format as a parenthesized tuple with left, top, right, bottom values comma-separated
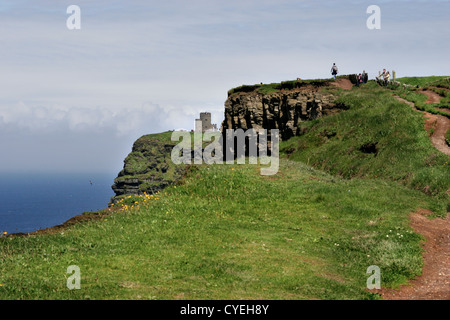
(0, 172, 115, 234)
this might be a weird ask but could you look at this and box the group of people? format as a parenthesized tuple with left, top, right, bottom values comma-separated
(356, 71, 368, 86)
(376, 68, 391, 86)
(331, 63, 391, 86)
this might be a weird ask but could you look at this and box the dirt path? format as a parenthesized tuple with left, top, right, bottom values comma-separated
(380, 210, 450, 300)
(422, 89, 442, 104)
(381, 96, 450, 300)
(394, 95, 450, 156)
(421, 89, 450, 114)
(424, 113, 450, 156)
(330, 78, 353, 90)
(435, 107, 450, 115)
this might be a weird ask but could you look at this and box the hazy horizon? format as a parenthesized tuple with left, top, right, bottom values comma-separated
(1, 0, 449, 174)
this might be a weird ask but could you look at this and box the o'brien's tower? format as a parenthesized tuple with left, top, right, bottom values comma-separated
(195, 112, 217, 132)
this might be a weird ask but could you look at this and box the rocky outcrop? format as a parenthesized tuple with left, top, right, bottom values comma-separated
(110, 132, 186, 204)
(111, 81, 346, 202)
(222, 85, 340, 140)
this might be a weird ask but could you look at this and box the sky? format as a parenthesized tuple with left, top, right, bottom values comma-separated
(0, 0, 449, 174)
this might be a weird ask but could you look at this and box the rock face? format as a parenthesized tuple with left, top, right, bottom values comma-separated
(222, 86, 338, 140)
(110, 132, 186, 204)
(111, 81, 345, 202)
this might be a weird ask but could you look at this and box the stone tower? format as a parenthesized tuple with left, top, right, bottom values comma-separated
(200, 112, 212, 132)
(195, 112, 216, 132)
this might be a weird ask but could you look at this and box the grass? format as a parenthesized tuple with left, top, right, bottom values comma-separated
(228, 77, 335, 96)
(280, 82, 450, 208)
(0, 76, 448, 300)
(446, 130, 450, 147)
(396, 76, 449, 88)
(393, 87, 450, 117)
(392, 76, 450, 117)
(0, 160, 440, 300)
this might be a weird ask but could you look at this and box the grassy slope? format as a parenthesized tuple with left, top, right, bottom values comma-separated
(393, 76, 450, 117)
(281, 82, 449, 208)
(0, 161, 437, 300)
(395, 76, 449, 88)
(1, 78, 449, 300)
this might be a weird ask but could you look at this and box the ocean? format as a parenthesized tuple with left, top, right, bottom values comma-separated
(0, 172, 115, 234)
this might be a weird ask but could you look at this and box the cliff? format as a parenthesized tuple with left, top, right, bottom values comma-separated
(222, 79, 344, 140)
(111, 78, 350, 201)
(110, 131, 187, 204)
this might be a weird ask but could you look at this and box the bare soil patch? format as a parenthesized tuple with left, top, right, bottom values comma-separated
(394, 95, 450, 156)
(330, 78, 353, 90)
(422, 89, 442, 104)
(380, 209, 450, 300)
(423, 113, 450, 155)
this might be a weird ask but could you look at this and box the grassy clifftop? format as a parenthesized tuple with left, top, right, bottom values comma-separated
(228, 77, 333, 96)
(0, 76, 448, 300)
(281, 81, 449, 206)
(0, 159, 440, 300)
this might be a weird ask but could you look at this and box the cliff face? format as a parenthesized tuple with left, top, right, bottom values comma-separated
(110, 131, 186, 204)
(111, 80, 347, 201)
(222, 85, 339, 140)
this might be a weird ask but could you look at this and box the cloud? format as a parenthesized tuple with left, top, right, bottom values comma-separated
(0, 99, 225, 173)
(0, 99, 209, 137)
(0, 0, 448, 173)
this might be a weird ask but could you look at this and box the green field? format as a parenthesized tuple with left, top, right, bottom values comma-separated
(0, 160, 441, 300)
(1, 77, 448, 300)
(281, 81, 449, 202)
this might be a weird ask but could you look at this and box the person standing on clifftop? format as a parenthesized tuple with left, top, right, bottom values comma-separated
(376, 68, 386, 84)
(362, 70, 368, 83)
(356, 73, 363, 86)
(331, 63, 338, 80)
(384, 71, 390, 86)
